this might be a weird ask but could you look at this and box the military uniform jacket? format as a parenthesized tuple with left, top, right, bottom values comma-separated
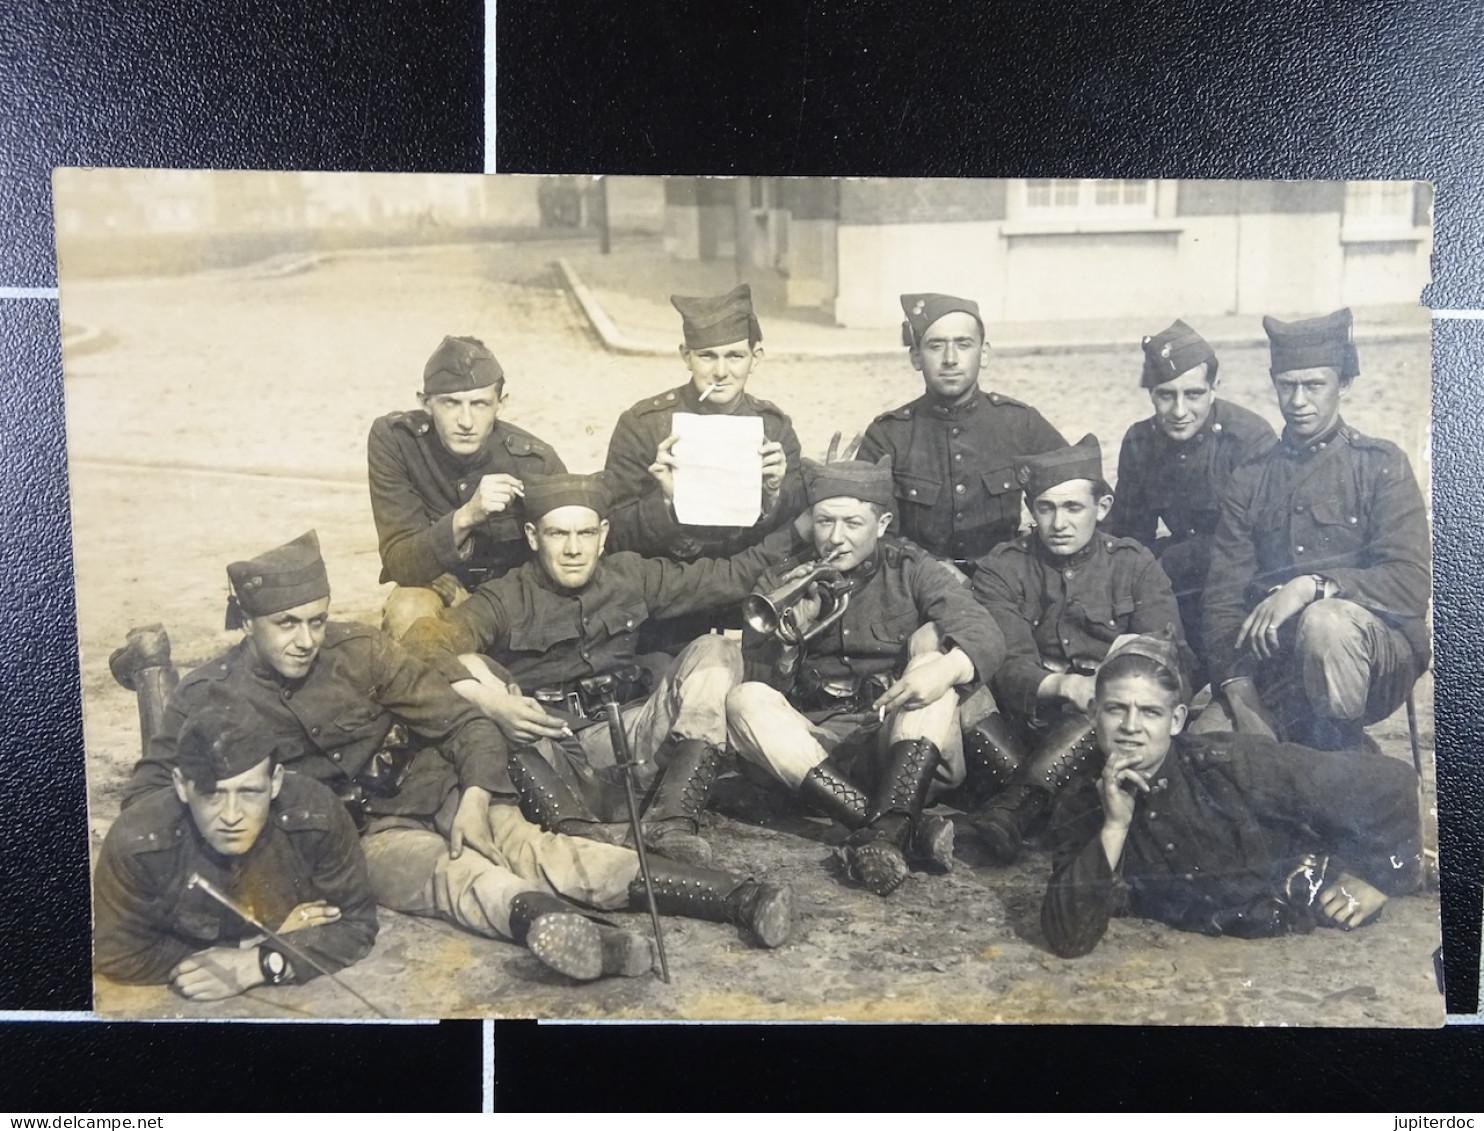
(404, 523, 801, 692)
(971, 533, 1188, 721)
(367, 410, 565, 588)
(1108, 400, 1276, 592)
(1201, 419, 1432, 686)
(94, 774, 377, 985)
(1040, 732, 1422, 958)
(123, 623, 512, 813)
(856, 388, 1066, 563)
(603, 382, 805, 559)
(741, 538, 1006, 699)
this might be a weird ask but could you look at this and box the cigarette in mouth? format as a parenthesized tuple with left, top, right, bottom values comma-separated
(697, 383, 720, 402)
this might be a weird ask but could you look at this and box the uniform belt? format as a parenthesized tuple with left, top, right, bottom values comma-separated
(533, 665, 651, 720)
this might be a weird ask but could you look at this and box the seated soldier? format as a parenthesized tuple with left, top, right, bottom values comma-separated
(967, 435, 1193, 864)
(95, 698, 377, 1001)
(1202, 309, 1431, 751)
(725, 456, 1007, 897)
(1041, 633, 1423, 958)
(403, 472, 803, 870)
(1107, 319, 1275, 685)
(856, 292, 1065, 576)
(368, 334, 565, 638)
(603, 284, 804, 651)
(123, 531, 791, 980)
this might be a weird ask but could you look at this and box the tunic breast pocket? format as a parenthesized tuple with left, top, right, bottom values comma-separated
(981, 466, 1022, 520)
(322, 708, 392, 767)
(1306, 498, 1366, 558)
(869, 611, 920, 652)
(1074, 596, 1135, 642)
(894, 471, 942, 510)
(482, 513, 524, 546)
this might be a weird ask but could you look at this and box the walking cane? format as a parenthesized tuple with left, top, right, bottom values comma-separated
(579, 673, 672, 984)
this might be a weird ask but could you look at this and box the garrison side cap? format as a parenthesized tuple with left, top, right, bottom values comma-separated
(900, 292, 986, 348)
(1263, 307, 1360, 381)
(1017, 434, 1104, 501)
(225, 530, 330, 630)
(175, 695, 285, 791)
(1140, 318, 1218, 388)
(801, 455, 895, 509)
(1101, 628, 1193, 705)
(522, 472, 611, 521)
(423, 334, 505, 395)
(671, 284, 762, 349)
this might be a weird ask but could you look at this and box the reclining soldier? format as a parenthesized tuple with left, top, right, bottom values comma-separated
(1042, 633, 1423, 958)
(369, 334, 566, 637)
(966, 435, 1193, 864)
(121, 530, 790, 980)
(95, 698, 378, 1001)
(1107, 319, 1275, 687)
(1202, 308, 1432, 752)
(725, 456, 1007, 896)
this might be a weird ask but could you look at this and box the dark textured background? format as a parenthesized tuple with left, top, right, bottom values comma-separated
(2, 0, 1481, 1110)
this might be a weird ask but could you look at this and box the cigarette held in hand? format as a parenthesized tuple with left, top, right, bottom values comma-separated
(697, 383, 720, 402)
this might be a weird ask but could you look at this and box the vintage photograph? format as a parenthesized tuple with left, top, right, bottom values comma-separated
(56, 170, 1440, 1023)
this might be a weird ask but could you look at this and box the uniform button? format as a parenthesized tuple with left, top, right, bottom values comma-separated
(1108, 619, 1117, 626)
(1183, 872, 1195, 881)
(282, 689, 292, 700)
(310, 726, 320, 737)
(1002, 482, 1012, 489)
(330, 751, 341, 762)
(1178, 453, 1186, 461)
(842, 628, 849, 636)
(953, 453, 963, 463)
(1065, 569, 1076, 579)
(459, 481, 467, 492)
(1165, 842, 1175, 851)
(1188, 528, 1197, 536)
(955, 484, 966, 495)
(955, 513, 965, 522)
(908, 488, 918, 497)
(1212, 422, 1223, 433)
(1295, 545, 1305, 554)
(1294, 503, 1305, 513)
(1148, 811, 1157, 820)
(1061, 638, 1070, 646)
(951, 427, 962, 437)
(1348, 516, 1358, 525)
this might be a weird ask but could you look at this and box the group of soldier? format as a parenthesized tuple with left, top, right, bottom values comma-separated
(92, 280, 1430, 1006)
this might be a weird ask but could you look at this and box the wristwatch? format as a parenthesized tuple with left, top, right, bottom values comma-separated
(258, 945, 290, 986)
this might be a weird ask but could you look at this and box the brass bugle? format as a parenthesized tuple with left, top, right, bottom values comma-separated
(743, 553, 851, 645)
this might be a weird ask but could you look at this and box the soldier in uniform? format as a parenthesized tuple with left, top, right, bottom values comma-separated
(95, 699, 378, 1000)
(1107, 319, 1276, 685)
(403, 473, 799, 940)
(368, 334, 565, 637)
(1201, 309, 1431, 752)
(603, 284, 804, 652)
(403, 471, 802, 869)
(725, 456, 1007, 896)
(855, 292, 1066, 575)
(966, 436, 1192, 864)
(124, 531, 789, 979)
(1041, 633, 1422, 958)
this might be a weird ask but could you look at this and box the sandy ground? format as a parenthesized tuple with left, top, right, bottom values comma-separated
(60, 237, 1441, 1025)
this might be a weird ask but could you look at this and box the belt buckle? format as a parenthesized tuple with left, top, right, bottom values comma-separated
(566, 690, 586, 719)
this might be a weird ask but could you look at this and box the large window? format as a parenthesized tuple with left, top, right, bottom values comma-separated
(1019, 178, 1158, 219)
(1343, 181, 1418, 236)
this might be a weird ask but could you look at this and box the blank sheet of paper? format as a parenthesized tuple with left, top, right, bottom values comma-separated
(670, 412, 764, 526)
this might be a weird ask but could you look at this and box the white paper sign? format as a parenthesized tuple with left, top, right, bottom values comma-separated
(669, 412, 764, 526)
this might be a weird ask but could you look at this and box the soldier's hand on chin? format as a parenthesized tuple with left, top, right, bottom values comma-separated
(759, 440, 787, 503)
(169, 947, 265, 1001)
(1098, 751, 1150, 830)
(449, 787, 498, 861)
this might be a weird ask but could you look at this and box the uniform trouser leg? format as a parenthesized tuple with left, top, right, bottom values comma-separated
(593, 634, 743, 766)
(1292, 600, 1419, 734)
(381, 585, 449, 640)
(726, 682, 836, 789)
(361, 824, 531, 940)
(486, 801, 641, 913)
